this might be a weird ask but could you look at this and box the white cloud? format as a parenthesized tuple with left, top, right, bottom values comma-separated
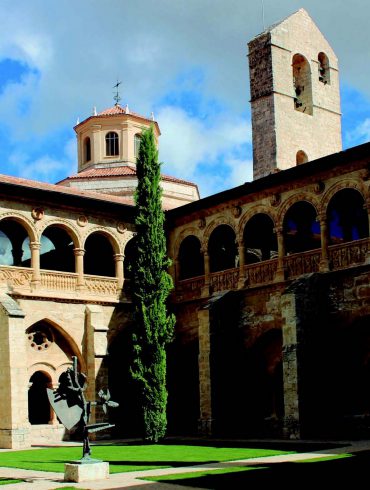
(345, 118, 370, 146)
(158, 105, 251, 186)
(8, 137, 76, 183)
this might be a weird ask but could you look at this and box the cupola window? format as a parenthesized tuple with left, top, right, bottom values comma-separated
(84, 137, 91, 163)
(106, 131, 119, 156)
(134, 133, 141, 159)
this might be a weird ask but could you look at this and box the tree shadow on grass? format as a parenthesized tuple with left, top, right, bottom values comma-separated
(148, 451, 370, 488)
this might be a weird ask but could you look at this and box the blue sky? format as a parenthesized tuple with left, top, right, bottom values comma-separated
(0, 0, 369, 198)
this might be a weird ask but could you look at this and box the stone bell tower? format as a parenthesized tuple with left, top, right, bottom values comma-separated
(248, 8, 342, 180)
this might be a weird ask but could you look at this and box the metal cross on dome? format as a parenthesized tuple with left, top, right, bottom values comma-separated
(113, 80, 122, 106)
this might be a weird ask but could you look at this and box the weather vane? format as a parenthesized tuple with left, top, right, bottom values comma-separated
(113, 80, 122, 106)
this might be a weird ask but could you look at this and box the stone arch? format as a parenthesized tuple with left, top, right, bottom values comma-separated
(0, 212, 37, 242)
(278, 193, 320, 227)
(174, 227, 202, 259)
(203, 216, 237, 250)
(238, 206, 277, 242)
(320, 180, 366, 214)
(0, 214, 37, 267)
(39, 219, 81, 248)
(83, 227, 121, 255)
(28, 362, 56, 385)
(25, 317, 85, 372)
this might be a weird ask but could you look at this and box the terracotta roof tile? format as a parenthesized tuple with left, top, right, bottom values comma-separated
(74, 104, 154, 129)
(0, 173, 134, 206)
(58, 166, 197, 187)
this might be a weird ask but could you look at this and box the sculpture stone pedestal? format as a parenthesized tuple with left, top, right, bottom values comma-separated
(64, 461, 109, 482)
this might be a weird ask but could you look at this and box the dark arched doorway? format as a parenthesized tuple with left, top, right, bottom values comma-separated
(28, 371, 52, 424)
(243, 213, 277, 263)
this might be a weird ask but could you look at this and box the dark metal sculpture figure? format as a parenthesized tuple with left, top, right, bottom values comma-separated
(47, 356, 118, 462)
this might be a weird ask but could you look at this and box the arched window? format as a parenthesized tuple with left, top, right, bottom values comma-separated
(178, 235, 204, 279)
(292, 54, 313, 115)
(84, 137, 91, 163)
(134, 133, 141, 159)
(327, 189, 368, 244)
(106, 131, 119, 156)
(84, 232, 115, 277)
(283, 201, 320, 254)
(318, 52, 330, 85)
(208, 225, 238, 273)
(243, 214, 277, 264)
(296, 150, 308, 165)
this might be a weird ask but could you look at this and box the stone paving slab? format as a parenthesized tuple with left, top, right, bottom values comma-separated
(0, 440, 369, 489)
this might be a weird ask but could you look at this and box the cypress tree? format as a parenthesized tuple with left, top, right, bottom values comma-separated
(131, 125, 175, 442)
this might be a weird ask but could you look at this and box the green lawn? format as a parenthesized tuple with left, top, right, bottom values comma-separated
(0, 445, 293, 474)
(0, 479, 23, 486)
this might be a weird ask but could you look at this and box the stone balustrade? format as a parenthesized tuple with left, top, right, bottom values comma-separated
(175, 237, 370, 301)
(0, 265, 120, 301)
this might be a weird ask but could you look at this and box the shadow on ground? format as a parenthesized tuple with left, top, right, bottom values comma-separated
(145, 450, 370, 489)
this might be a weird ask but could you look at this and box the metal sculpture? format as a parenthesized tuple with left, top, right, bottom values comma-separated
(47, 356, 118, 461)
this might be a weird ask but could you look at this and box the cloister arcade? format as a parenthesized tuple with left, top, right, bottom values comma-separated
(0, 215, 136, 298)
(174, 185, 370, 294)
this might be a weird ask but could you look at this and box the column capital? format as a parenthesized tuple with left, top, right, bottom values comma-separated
(74, 247, 85, 257)
(29, 241, 41, 251)
(113, 253, 125, 262)
(273, 226, 284, 234)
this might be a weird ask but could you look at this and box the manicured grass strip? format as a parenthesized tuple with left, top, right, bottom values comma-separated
(296, 453, 352, 463)
(143, 465, 267, 482)
(0, 479, 23, 486)
(0, 445, 293, 474)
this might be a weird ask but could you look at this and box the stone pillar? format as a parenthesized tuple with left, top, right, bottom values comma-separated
(197, 308, 213, 434)
(74, 248, 85, 289)
(275, 226, 285, 282)
(0, 294, 30, 449)
(238, 241, 245, 288)
(318, 213, 330, 272)
(201, 250, 210, 297)
(85, 305, 109, 425)
(30, 241, 41, 286)
(281, 293, 301, 439)
(114, 253, 124, 290)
